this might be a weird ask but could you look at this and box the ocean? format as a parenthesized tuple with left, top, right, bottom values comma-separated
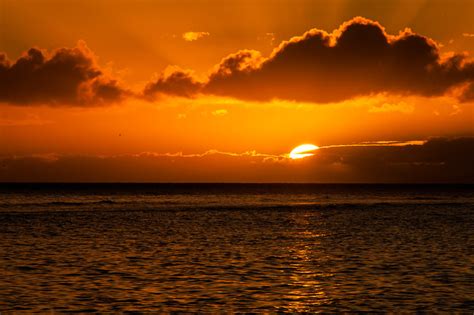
(0, 183, 473, 312)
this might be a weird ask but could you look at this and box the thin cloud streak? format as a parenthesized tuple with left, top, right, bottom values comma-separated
(133, 149, 287, 162)
(128, 140, 427, 160)
(320, 140, 426, 149)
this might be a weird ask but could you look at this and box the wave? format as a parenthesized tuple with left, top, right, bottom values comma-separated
(0, 199, 118, 208)
(0, 199, 472, 213)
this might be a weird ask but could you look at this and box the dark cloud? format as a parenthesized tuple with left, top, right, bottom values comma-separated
(147, 17, 474, 103)
(143, 67, 203, 99)
(312, 137, 474, 183)
(1, 137, 472, 183)
(3, 18, 474, 106)
(0, 41, 127, 106)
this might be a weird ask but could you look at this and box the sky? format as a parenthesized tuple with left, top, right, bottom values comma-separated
(0, 0, 473, 182)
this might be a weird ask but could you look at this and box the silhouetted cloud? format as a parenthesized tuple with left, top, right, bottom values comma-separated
(148, 17, 474, 103)
(143, 67, 203, 99)
(1, 137, 472, 182)
(3, 18, 474, 106)
(312, 137, 474, 183)
(0, 41, 128, 106)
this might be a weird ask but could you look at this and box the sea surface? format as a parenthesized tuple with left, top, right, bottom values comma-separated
(0, 183, 473, 312)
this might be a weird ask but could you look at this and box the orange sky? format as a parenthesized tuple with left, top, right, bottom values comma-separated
(0, 0, 473, 182)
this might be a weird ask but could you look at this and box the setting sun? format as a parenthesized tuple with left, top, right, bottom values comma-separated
(289, 144, 319, 159)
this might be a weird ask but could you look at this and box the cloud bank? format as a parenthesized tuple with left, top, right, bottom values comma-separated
(1, 138, 472, 183)
(147, 17, 474, 103)
(1, 18, 473, 106)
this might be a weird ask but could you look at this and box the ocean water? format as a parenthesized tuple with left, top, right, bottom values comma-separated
(0, 183, 473, 312)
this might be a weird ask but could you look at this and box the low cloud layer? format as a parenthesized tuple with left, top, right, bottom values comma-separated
(147, 17, 474, 103)
(0, 41, 127, 106)
(1, 138, 472, 182)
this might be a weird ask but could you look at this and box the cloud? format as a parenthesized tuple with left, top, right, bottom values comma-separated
(321, 140, 426, 149)
(136, 149, 285, 162)
(182, 31, 210, 42)
(149, 17, 474, 103)
(368, 101, 414, 114)
(462, 33, 474, 38)
(3, 18, 474, 106)
(1, 138, 472, 183)
(313, 137, 474, 183)
(0, 41, 128, 106)
(211, 109, 228, 116)
(458, 82, 474, 102)
(0, 114, 52, 126)
(143, 66, 203, 99)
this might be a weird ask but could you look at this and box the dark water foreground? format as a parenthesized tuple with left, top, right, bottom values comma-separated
(0, 184, 473, 312)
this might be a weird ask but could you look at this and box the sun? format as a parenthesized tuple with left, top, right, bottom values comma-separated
(289, 144, 319, 159)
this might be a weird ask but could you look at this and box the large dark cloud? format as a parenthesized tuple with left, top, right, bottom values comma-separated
(0, 41, 127, 106)
(1, 138, 472, 183)
(146, 17, 474, 103)
(3, 18, 474, 106)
